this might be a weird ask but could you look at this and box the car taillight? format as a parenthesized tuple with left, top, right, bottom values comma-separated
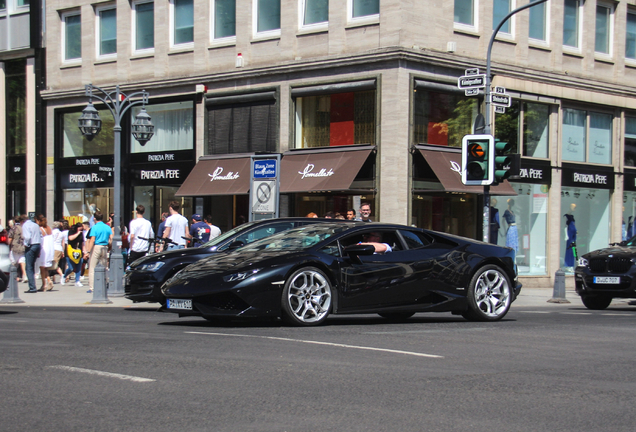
(0, 231, 7, 244)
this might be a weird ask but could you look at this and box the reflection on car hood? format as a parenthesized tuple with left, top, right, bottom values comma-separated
(583, 246, 636, 259)
(181, 249, 285, 275)
(129, 246, 217, 268)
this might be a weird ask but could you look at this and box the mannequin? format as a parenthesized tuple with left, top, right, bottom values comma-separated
(490, 198, 500, 245)
(503, 198, 518, 252)
(564, 204, 577, 268)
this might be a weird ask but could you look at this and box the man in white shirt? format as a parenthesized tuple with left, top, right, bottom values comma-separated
(21, 216, 42, 293)
(129, 205, 155, 263)
(163, 201, 189, 250)
(204, 215, 222, 240)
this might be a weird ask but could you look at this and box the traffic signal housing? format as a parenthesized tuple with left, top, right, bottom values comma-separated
(493, 139, 513, 185)
(462, 134, 494, 186)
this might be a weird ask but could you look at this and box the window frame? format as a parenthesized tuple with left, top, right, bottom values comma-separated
(169, 0, 194, 48)
(561, 107, 614, 165)
(299, 0, 328, 32)
(95, 4, 117, 60)
(253, 0, 281, 39)
(493, 0, 515, 39)
(594, 2, 614, 58)
(563, 0, 583, 54)
(528, 0, 549, 45)
(626, 8, 636, 62)
(347, 0, 379, 26)
(454, 0, 478, 33)
(131, 0, 155, 55)
(210, 0, 237, 44)
(61, 9, 82, 64)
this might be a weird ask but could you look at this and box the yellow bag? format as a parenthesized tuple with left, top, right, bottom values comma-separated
(67, 244, 82, 265)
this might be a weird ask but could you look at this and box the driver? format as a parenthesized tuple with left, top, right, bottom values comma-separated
(359, 232, 392, 254)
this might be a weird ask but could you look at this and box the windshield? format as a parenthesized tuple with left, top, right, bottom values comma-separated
(240, 224, 349, 253)
(200, 221, 257, 249)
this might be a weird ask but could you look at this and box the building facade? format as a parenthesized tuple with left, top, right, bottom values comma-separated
(39, 0, 636, 286)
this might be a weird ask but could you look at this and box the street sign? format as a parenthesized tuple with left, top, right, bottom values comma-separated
(457, 75, 486, 89)
(465, 68, 480, 76)
(494, 105, 506, 114)
(251, 180, 277, 213)
(250, 155, 281, 221)
(490, 93, 511, 107)
(253, 159, 277, 178)
(493, 86, 506, 94)
(465, 88, 479, 97)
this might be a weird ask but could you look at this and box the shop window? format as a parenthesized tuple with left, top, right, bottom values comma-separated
(62, 188, 113, 226)
(623, 192, 636, 241)
(62, 109, 115, 158)
(207, 99, 278, 154)
(560, 187, 610, 272)
(411, 193, 477, 239)
(563, 0, 582, 50)
(255, 0, 280, 36)
(295, 90, 375, 148)
(595, 3, 613, 56)
(131, 101, 194, 153)
(62, 10, 81, 62)
(495, 101, 550, 158)
(5, 59, 26, 155)
(96, 6, 117, 57)
(454, 0, 475, 27)
(493, 0, 511, 34)
(624, 117, 636, 167)
(562, 108, 612, 165)
(413, 89, 477, 147)
(302, 0, 328, 27)
(132, 0, 154, 53)
(491, 185, 548, 276)
(171, 0, 194, 46)
(626, 10, 636, 60)
(529, 0, 547, 42)
(212, 0, 236, 41)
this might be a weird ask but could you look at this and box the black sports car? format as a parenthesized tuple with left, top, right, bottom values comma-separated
(124, 217, 332, 304)
(162, 222, 521, 325)
(575, 237, 636, 309)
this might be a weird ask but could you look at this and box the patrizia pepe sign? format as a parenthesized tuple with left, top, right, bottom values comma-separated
(562, 163, 614, 190)
(298, 164, 334, 179)
(209, 167, 240, 181)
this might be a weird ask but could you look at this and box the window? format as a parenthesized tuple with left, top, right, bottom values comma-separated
(171, 0, 194, 46)
(294, 90, 376, 148)
(350, 0, 379, 21)
(302, 0, 328, 27)
(132, 1, 154, 52)
(595, 3, 613, 55)
(6, 59, 26, 155)
(562, 108, 612, 164)
(563, 0, 581, 50)
(255, 0, 280, 36)
(627, 10, 636, 60)
(495, 101, 550, 158)
(454, 0, 475, 27)
(18, 0, 29, 6)
(493, 0, 511, 34)
(529, 0, 547, 42)
(624, 117, 636, 167)
(62, 109, 115, 158)
(212, 0, 236, 40)
(413, 89, 478, 147)
(0, 0, 6, 10)
(62, 11, 81, 62)
(96, 7, 117, 57)
(131, 101, 194, 153)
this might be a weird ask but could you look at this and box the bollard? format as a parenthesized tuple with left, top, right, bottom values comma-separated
(1, 264, 25, 304)
(548, 269, 570, 304)
(91, 263, 112, 304)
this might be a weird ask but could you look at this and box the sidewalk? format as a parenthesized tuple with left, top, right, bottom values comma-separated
(0, 278, 588, 309)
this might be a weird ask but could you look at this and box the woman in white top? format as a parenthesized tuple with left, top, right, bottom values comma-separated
(37, 215, 55, 291)
(51, 221, 66, 283)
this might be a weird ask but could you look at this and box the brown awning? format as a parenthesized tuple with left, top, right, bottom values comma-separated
(417, 149, 517, 196)
(280, 147, 373, 193)
(175, 156, 251, 196)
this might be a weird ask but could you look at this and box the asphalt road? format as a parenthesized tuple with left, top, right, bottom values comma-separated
(2, 304, 636, 432)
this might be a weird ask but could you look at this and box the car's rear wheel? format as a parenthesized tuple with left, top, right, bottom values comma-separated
(281, 267, 332, 326)
(462, 264, 512, 322)
(378, 312, 415, 321)
(581, 294, 612, 310)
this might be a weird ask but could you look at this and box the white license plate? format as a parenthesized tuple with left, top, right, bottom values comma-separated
(167, 299, 193, 310)
(593, 277, 620, 284)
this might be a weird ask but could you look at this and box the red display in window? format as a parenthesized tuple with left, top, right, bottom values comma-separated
(330, 92, 355, 146)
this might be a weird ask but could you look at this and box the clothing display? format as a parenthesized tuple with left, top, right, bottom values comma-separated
(564, 214, 577, 267)
(489, 207, 500, 245)
(503, 209, 518, 252)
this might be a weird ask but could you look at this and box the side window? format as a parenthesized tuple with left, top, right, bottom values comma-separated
(339, 230, 403, 251)
(234, 222, 295, 244)
(399, 230, 432, 249)
(319, 240, 340, 256)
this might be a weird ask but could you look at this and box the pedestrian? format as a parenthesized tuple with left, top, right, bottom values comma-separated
(21, 215, 42, 293)
(324, 211, 334, 219)
(205, 215, 222, 240)
(189, 214, 210, 245)
(335, 212, 345, 220)
(162, 201, 189, 250)
(306, 212, 318, 218)
(8, 214, 27, 282)
(37, 215, 55, 291)
(85, 211, 113, 293)
(156, 212, 169, 252)
(81, 221, 91, 280)
(62, 223, 86, 287)
(51, 221, 66, 284)
(346, 209, 356, 220)
(356, 202, 373, 222)
(128, 205, 154, 264)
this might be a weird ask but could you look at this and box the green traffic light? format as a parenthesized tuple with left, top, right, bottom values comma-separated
(493, 140, 512, 184)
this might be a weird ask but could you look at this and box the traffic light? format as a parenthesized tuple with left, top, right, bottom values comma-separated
(493, 139, 513, 184)
(462, 134, 494, 186)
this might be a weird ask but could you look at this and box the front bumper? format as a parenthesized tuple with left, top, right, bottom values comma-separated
(575, 268, 636, 298)
(124, 272, 165, 304)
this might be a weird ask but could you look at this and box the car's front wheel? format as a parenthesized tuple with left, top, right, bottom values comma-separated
(581, 294, 612, 310)
(281, 267, 332, 326)
(462, 264, 512, 322)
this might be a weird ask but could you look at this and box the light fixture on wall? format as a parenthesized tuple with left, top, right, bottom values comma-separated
(573, 190, 580, 199)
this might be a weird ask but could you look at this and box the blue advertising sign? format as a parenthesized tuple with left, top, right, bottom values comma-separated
(253, 159, 277, 178)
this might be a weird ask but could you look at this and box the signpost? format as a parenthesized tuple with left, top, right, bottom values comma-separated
(250, 155, 280, 221)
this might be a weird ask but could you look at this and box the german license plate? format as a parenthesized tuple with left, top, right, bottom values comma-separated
(593, 277, 620, 284)
(167, 299, 193, 310)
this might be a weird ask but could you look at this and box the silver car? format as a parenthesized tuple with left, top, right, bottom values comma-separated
(0, 229, 11, 275)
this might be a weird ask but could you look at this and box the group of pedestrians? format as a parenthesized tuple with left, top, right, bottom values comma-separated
(306, 202, 374, 222)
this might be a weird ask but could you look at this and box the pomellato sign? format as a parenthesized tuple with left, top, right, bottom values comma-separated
(209, 167, 240, 181)
(298, 164, 334, 179)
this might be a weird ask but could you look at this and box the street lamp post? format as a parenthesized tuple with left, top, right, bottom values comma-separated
(78, 84, 154, 296)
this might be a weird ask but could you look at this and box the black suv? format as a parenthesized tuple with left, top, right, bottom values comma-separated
(125, 218, 331, 304)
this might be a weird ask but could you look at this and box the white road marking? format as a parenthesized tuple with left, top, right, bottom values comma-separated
(602, 313, 634, 316)
(186, 331, 444, 359)
(364, 328, 489, 335)
(48, 366, 155, 382)
(517, 311, 552, 314)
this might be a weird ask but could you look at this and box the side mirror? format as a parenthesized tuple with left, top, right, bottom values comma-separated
(344, 244, 375, 265)
(228, 240, 245, 250)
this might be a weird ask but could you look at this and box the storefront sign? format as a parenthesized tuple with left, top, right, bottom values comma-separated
(140, 169, 181, 180)
(7, 155, 26, 183)
(513, 159, 552, 184)
(561, 163, 614, 189)
(129, 150, 194, 165)
(209, 167, 240, 181)
(132, 161, 194, 185)
(60, 167, 114, 188)
(298, 164, 335, 179)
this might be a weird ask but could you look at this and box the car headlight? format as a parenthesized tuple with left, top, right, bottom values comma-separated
(223, 269, 261, 282)
(577, 257, 589, 267)
(137, 262, 165, 272)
